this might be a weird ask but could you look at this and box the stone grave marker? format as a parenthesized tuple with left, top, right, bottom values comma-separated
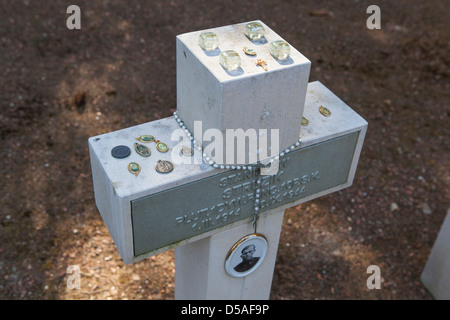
(421, 207, 450, 300)
(88, 21, 367, 299)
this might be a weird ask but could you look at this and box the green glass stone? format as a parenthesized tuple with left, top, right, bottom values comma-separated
(269, 40, 291, 60)
(244, 22, 265, 41)
(219, 50, 241, 71)
(198, 32, 219, 51)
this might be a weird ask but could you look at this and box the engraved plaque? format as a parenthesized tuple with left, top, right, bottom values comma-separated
(131, 132, 359, 257)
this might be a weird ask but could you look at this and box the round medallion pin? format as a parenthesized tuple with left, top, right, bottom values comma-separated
(181, 146, 194, 157)
(243, 46, 257, 56)
(128, 162, 141, 176)
(156, 141, 169, 153)
(319, 105, 331, 117)
(301, 117, 309, 126)
(155, 160, 173, 173)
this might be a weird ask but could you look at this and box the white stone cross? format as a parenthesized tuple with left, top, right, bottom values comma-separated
(88, 21, 367, 300)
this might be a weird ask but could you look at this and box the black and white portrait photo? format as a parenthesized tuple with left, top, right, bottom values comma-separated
(225, 234, 268, 278)
(234, 244, 260, 272)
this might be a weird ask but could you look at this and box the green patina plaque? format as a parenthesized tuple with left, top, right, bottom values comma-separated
(131, 132, 359, 257)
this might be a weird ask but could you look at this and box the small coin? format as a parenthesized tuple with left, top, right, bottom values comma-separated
(301, 117, 309, 126)
(319, 105, 331, 117)
(155, 160, 173, 173)
(181, 146, 194, 157)
(111, 145, 131, 159)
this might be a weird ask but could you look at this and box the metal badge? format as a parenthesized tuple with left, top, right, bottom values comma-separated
(225, 234, 268, 278)
(181, 146, 194, 157)
(111, 145, 131, 159)
(301, 117, 309, 126)
(134, 143, 151, 157)
(319, 105, 331, 117)
(136, 135, 155, 143)
(243, 46, 257, 56)
(155, 160, 173, 174)
(128, 162, 141, 176)
(156, 141, 169, 153)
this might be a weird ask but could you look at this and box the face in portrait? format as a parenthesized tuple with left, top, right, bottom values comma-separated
(234, 244, 260, 272)
(225, 234, 268, 278)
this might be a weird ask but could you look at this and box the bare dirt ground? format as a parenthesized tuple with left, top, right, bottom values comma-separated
(0, 0, 448, 300)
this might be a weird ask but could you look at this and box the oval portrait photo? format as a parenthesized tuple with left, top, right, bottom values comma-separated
(225, 234, 268, 278)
